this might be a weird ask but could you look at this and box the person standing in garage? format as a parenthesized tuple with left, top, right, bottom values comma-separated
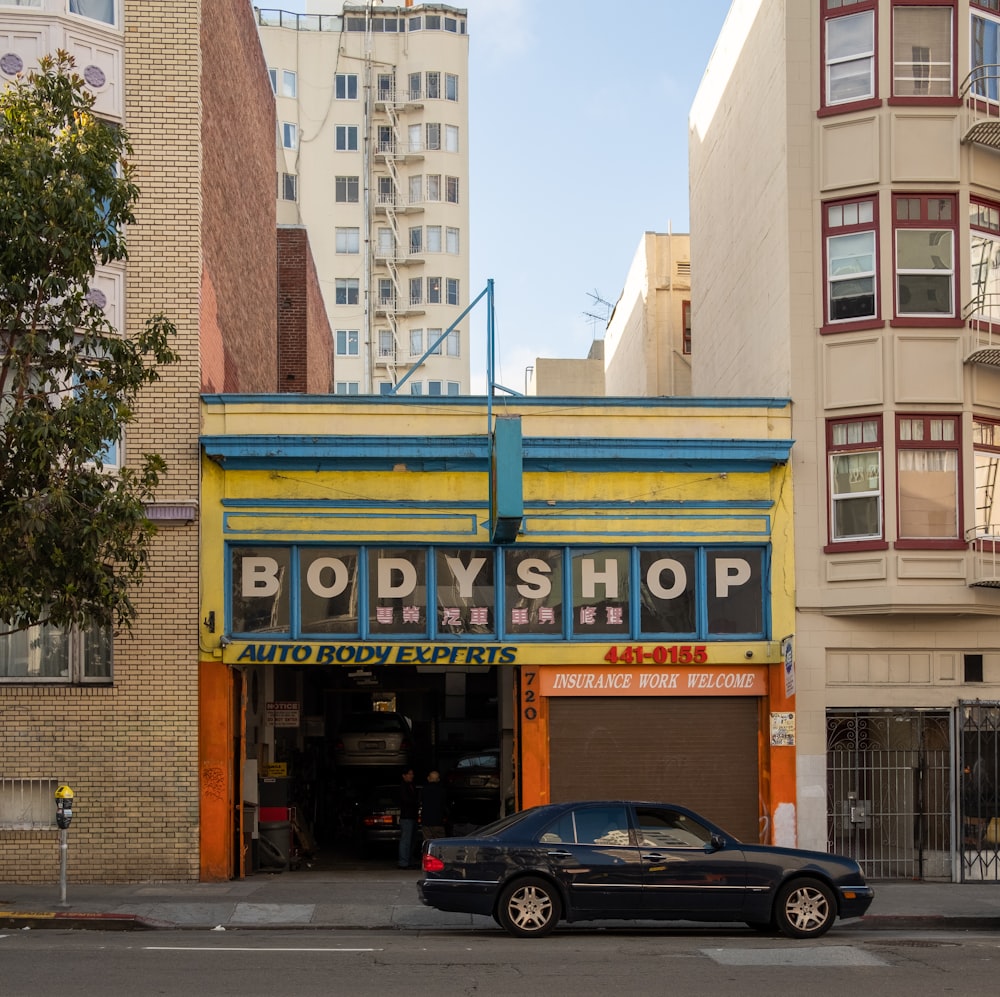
(398, 768, 419, 869)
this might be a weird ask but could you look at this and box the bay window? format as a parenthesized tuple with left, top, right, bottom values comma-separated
(897, 415, 960, 542)
(893, 194, 957, 319)
(972, 3, 1000, 101)
(973, 418, 1000, 537)
(824, 1, 876, 107)
(970, 198, 1000, 322)
(824, 194, 879, 326)
(828, 416, 884, 545)
(892, 3, 954, 98)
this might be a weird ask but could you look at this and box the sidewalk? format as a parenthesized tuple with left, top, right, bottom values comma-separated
(3, 864, 1000, 933)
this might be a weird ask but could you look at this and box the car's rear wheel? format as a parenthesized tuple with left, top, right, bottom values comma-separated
(773, 877, 836, 939)
(496, 876, 561, 938)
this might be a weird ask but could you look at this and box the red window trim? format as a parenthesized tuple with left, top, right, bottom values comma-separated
(822, 193, 881, 329)
(891, 192, 959, 321)
(894, 412, 963, 545)
(826, 414, 885, 548)
(820, 1, 879, 115)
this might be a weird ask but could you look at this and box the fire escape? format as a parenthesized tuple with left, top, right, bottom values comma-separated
(371, 71, 425, 385)
(960, 65, 1000, 584)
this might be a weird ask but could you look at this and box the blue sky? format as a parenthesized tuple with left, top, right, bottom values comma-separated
(275, 1, 734, 392)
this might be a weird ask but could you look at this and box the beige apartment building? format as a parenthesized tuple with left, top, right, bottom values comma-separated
(257, 2, 472, 396)
(0, 0, 288, 882)
(691, 0, 1000, 881)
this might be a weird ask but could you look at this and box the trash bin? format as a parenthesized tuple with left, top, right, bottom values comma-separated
(258, 820, 291, 871)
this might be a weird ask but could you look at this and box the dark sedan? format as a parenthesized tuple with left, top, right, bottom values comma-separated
(418, 800, 874, 939)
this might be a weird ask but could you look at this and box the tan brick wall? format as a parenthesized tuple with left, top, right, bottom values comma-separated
(0, 0, 277, 883)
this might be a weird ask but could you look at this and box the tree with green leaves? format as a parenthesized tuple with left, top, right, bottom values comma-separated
(0, 52, 178, 636)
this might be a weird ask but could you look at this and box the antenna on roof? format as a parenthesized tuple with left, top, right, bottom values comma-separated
(583, 289, 612, 336)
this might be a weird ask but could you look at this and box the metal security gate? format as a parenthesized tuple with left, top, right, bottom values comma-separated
(959, 701, 1000, 882)
(827, 709, 951, 880)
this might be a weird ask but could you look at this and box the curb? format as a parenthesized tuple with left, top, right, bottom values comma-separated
(857, 914, 1000, 932)
(0, 911, 165, 931)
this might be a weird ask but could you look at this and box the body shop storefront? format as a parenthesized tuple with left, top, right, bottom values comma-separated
(198, 396, 795, 880)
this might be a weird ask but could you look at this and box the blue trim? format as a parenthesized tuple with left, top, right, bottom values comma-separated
(219, 498, 776, 511)
(201, 434, 792, 472)
(203, 394, 792, 410)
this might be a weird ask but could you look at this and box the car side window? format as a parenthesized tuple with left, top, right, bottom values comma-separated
(634, 807, 711, 848)
(540, 806, 631, 845)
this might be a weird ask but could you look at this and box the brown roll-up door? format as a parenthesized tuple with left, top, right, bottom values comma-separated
(547, 696, 761, 842)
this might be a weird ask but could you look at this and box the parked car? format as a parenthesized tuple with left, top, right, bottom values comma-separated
(418, 800, 874, 939)
(334, 711, 412, 769)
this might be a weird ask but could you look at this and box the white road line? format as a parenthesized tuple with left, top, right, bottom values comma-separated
(144, 946, 382, 953)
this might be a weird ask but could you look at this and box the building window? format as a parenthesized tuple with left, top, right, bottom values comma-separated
(335, 279, 359, 305)
(892, 4, 954, 98)
(682, 300, 692, 355)
(972, 4, 1000, 101)
(970, 198, 1000, 322)
(282, 70, 297, 98)
(828, 416, 883, 544)
(379, 330, 395, 360)
(445, 125, 459, 152)
(426, 225, 442, 252)
(335, 227, 360, 254)
(377, 73, 394, 100)
(280, 173, 297, 201)
(425, 14, 441, 29)
(897, 415, 960, 542)
(68, 0, 116, 26)
(335, 73, 358, 100)
(426, 71, 441, 99)
(408, 123, 422, 153)
(426, 175, 441, 201)
(410, 381, 423, 395)
(282, 122, 297, 149)
(378, 279, 394, 305)
(446, 73, 459, 101)
(0, 619, 112, 683)
(335, 381, 360, 395)
(824, 194, 879, 325)
(409, 227, 422, 254)
(410, 329, 423, 356)
(336, 126, 359, 151)
(893, 194, 957, 318)
(973, 418, 1000, 537)
(823, 2, 876, 107)
(377, 227, 394, 258)
(408, 72, 422, 99)
(268, 68, 277, 93)
(447, 381, 461, 395)
(379, 382, 394, 395)
(409, 277, 422, 306)
(426, 330, 442, 355)
(446, 227, 460, 254)
(335, 175, 359, 203)
(336, 329, 359, 356)
(426, 122, 441, 150)
(427, 277, 442, 304)
(427, 380, 443, 396)
(446, 278, 460, 306)
(447, 330, 461, 356)
(409, 175, 422, 204)
(446, 176, 460, 203)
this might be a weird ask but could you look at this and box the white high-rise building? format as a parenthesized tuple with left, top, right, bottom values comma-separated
(257, 2, 471, 396)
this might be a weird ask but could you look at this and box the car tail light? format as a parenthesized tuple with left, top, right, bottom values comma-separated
(423, 853, 445, 872)
(400, 736, 412, 750)
(364, 815, 395, 827)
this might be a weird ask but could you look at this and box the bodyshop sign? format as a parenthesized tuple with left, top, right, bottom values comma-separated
(228, 544, 766, 641)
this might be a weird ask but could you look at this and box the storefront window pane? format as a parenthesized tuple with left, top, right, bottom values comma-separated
(504, 548, 564, 635)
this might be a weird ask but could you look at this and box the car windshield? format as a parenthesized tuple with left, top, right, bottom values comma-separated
(340, 713, 406, 733)
(456, 753, 498, 769)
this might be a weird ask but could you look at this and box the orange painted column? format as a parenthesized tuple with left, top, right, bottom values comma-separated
(199, 660, 233, 882)
(517, 666, 550, 808)
(766, 658, 797, 846)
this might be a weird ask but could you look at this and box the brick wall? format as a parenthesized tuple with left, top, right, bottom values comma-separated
(277, 227, 334, 394)
(200, 0, 278, 393)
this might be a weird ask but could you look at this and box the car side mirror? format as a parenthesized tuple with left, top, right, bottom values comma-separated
(705, 834, 725, 853)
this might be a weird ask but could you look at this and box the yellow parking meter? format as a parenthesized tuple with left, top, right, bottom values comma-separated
(55, 784, 74, 829)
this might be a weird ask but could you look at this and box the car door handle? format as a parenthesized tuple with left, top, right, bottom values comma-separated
(643, 852, 670, 862)
(546, 850, 573, 859)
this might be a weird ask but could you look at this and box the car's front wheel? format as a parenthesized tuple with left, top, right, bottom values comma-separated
(496, 876, 561, 938)
(773, 877, 836, 939)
